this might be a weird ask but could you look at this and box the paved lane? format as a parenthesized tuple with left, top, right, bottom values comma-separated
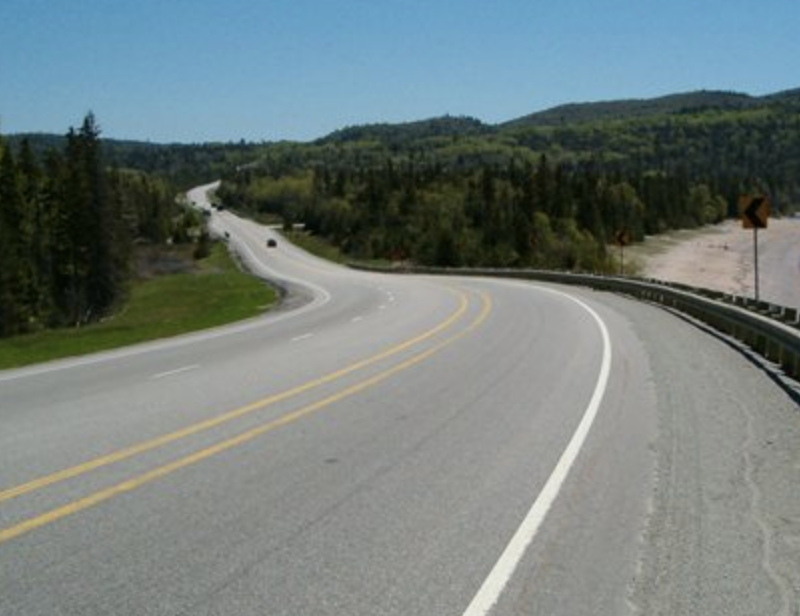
(1, 184, 798, 615)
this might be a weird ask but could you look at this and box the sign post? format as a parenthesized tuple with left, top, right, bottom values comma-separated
(738, 195, 770, 301)
(615, 229, 631, 275)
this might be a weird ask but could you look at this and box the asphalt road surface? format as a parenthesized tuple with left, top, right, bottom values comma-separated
(1, 183, 798, 615)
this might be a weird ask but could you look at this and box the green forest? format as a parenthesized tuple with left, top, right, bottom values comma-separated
(2, 88, 799, 338)
(0, 114, 204, 337)
(216, 89, 800, 269)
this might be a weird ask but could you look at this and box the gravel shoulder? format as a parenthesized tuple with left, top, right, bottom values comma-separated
(619, 218, 800, 614)
(623, 300, 800, 616)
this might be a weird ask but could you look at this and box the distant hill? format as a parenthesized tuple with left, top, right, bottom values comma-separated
(763, 87, 800, 104)
(7, 86, 799, 198)
(500, 90, 760, 128)
(9, 87, 799, 151)
(5, 133, 261, 189)
(310, 88, 800, 151)
(5, 132, 68, 155)
(319, 115, 490, 145)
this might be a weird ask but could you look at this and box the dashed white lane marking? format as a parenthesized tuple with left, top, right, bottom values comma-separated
(151, 365, 200, 380)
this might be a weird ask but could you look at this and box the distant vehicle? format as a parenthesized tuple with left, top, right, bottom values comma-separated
(266, 238, 278, 248)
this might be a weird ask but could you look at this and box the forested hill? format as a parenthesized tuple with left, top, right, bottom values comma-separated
(6, 87, 800, 275)
(319, 116, 490, 145)
(6, 134, 260, 190)
(10, 87, 800, 173)
(501, 89, 782, 127)
(316, 88, 800, 139)
(303, 88, 800, 196)
(214, 87, 800, 271)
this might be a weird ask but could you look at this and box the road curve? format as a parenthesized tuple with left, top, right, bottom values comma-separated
(1, 184, 798, 615)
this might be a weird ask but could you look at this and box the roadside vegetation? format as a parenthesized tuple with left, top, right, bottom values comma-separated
(0, 243, 276, 369)
(215, 89, 800, 271)
(0, 114, 276, 368)
(283, 229, 393, 268)
(2, 88, 798, 361)
(282, 229, 349, 264)
(0, 114, 208, 338)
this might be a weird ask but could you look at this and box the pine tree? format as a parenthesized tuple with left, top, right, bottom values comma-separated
(0, 145, 34, 334)
(17, 139, 52, 326)
(56, 113, 129, 325)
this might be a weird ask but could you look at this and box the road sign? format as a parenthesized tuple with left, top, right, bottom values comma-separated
(614, 229, 631, 247)
(738, 194, 769, 301)
(739, 195, 769, 229)
(614, 229, 631, 275)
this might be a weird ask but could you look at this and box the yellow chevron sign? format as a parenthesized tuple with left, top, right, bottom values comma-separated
(739, 195, 769, 229)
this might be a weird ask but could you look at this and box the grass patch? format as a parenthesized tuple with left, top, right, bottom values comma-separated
(283, 230, 392, 268)
(0, 243, 276, 369)
(283, 230, 349, 263)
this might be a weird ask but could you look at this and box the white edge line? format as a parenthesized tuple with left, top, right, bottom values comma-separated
(291, 333, 314, 342)
(461, 287, 613, 616)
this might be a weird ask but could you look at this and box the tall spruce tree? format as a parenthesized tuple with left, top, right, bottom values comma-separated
(55, 113, 128, 325)
(0, 144, 35, 335)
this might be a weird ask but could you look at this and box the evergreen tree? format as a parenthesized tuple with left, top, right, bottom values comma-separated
(0, 115, 197, 338)
(17, 139, 53, 326)
(0, 145, 33, 335)
(56, 113, 128, 324)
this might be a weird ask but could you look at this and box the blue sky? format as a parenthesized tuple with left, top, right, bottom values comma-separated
(1, 0, 797, 143)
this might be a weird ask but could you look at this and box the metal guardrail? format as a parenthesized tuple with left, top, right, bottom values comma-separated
(351, 263, 800, 381)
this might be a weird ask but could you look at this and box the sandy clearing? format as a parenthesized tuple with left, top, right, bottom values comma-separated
(629, 218, 800, 309)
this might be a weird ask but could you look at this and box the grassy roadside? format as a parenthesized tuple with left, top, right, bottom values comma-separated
(283, 229, 392, 268)
(0, 244, 277, 370)
(282, 230, 349, 264)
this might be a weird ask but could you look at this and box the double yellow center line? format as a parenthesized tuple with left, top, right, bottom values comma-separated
(0, 286, 492, 546)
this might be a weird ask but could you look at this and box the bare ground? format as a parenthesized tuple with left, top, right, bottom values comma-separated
(629, 218, 800, 309)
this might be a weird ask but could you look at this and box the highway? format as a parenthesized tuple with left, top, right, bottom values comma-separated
(1, 183, 798, 615)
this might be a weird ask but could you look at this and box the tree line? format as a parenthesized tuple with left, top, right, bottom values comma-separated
(0, 114, 198, 337)
(217, 154, 731, 271)
(4, 90, 796, 336)
(215, 92, 798, 270)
